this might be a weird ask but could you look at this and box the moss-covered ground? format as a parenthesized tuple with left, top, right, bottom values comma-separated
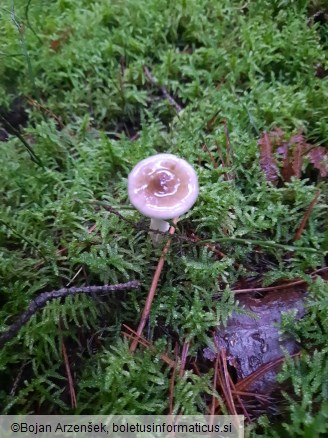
(1, 0, 328, 436)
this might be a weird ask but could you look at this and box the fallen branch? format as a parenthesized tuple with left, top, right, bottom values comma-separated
(144, 66, 182, 113)
(0, 280, 140, 348)
(96, 202, 325, 256)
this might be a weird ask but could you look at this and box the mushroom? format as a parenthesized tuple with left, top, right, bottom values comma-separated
(128, 153, 199, 244)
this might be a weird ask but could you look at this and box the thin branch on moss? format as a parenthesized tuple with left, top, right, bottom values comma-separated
(97, 202, 324, 255)
(235, 351, 301, 391)
(179, 340, 189, 377)
(232, 266, 328, 295)
(212, 237, 322, 254)
(0, 218, 49, 263)
(144, 66, 182, 113)
(0, 281, 140, 348)
(202, 143, 218, 168)
(223, 119, 232, 168)
(26, 97, 64, 129)
(235, 352, 300, 392)
(10, 361, 27, 396)
(0, 114, 42, 166)
(24, 0, 42, 44)
(11, 2, 39, 101)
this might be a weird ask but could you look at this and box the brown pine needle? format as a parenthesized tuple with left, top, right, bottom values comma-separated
(169, 344, 179, 415)
(189, 233, 226, 260)
(228, 374, 251, 422)
(235, 352, 300, 392)
(202, 143, 218, 168)
(223, 119, 232, 168)
(179, 340, 190, 377)
(221, 349, 238, 416)
(232, 266, 328, 294)
(26, 96, 64, 129)
(294, 190, 320, 241)
(232, 390, 270, 403)
(61, 335, 77, 409)
(210, 352, 221, 417)
(129, 220, 177, 353)
(122, 325, 176, 367)
(215, 140, 227, 169)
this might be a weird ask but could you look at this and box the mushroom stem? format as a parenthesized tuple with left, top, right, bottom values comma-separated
(149, 218, 170, 245)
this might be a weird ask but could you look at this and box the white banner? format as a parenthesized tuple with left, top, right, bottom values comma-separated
(0, 415, 244, 437)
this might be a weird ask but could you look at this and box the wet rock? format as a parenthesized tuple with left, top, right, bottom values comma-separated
(204, 288, 306, 393)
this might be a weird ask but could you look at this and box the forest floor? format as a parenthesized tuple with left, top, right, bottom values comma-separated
(0, 1, 328, 436)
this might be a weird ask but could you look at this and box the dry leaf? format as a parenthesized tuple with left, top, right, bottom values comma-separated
(308, 147, 328, 177)
(258, 132, 279, 183)
(260, 129, 310, 182)
(50, 30, 71, 52)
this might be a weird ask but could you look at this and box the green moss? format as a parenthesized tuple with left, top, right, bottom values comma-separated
(0, 0, 328, 435)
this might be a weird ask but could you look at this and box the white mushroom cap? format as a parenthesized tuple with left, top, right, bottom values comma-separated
(128, 153, 199, 220)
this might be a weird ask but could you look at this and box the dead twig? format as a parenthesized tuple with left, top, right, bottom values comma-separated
(97, 202, 324, 256)
(26, 96, 64, 129)
(215, 140, 226, 167)
(202, 143, 218, 168)
(129, 220, 177, 352)
(205, 110, 220, 133)
(0, 281, 140, 349)
(232, 266, 328, 295)
(144, 66, 182, 113)
(10, 361, 27, 396)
